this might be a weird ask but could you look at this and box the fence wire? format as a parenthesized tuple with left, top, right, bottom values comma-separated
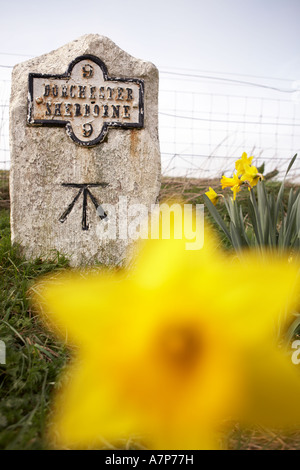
(159, 70, 300, 181)
(1, 69, 300, 188)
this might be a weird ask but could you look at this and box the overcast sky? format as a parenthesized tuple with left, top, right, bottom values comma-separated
(0, 0, 300, 80)
(1, 0, 300, 177)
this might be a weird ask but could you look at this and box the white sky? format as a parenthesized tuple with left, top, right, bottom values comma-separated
(0, 0, 300, 79)
(1, 0, 300, 178)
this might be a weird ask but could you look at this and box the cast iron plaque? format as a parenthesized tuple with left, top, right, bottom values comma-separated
(27, 55, 144, 146)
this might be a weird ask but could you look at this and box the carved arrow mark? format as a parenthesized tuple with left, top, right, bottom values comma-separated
(59, 183, 108, 230)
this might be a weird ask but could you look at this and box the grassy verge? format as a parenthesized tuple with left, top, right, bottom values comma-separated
(0, 172, 9, 209)
(0, 177, 300, 449)
(0, 209, 70, 449)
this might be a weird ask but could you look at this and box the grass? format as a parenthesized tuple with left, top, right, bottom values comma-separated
(0, 208, 71, 449)
(0, 172, 9, 209)
(1, 175, 300, 450)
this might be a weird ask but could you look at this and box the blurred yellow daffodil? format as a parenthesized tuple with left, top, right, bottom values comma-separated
(33, 211, 300, 450)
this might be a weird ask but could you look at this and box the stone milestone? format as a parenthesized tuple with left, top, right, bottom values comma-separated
(9, 34, 161, 266)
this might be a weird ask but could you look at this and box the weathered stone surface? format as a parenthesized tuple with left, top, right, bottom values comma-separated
(9, 34, 161, 266)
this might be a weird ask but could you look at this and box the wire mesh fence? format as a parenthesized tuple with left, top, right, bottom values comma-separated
(159, 69, 300, 181)
(1, 68, 300, 196)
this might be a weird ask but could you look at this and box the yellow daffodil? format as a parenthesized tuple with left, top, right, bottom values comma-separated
(230, 183, 241, 200)
(205, 187, 220, 206)
(33, 211, 300, 450)
(220, 173, 242, 200)
(241, 164, 264, 188)
(235, 152, 253, 176)
(220, 172, 241, 190)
